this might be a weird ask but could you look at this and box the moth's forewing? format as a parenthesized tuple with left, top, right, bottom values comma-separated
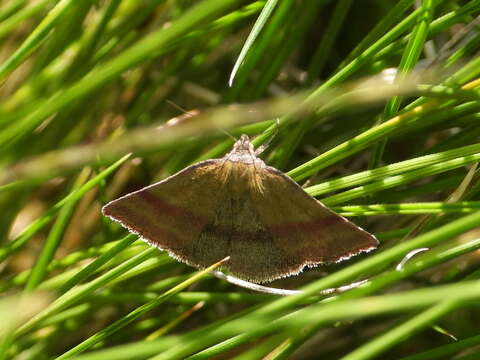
(253, 166, 378, 272)
(102, 160, 229, 267)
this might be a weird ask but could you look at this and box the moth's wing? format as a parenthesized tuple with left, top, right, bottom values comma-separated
(222, 194, 288, 283)
(102, 160, 230, 267)
(246, 166, 378, 282)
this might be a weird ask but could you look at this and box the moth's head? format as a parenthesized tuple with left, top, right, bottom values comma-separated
(232, 134, 254, 154)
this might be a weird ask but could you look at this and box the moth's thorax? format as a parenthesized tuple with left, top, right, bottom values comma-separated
(218, 135, 266, 193)
(223, 135, 264, 166)
(218, 161, 266, 194)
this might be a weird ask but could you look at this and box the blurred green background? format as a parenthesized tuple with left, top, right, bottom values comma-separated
(1, 0, 480, 359)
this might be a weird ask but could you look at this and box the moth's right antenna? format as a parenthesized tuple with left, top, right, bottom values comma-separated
(255, 118, 280, 155)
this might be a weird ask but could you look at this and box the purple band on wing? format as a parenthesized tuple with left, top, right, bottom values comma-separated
(138, 190, 208, 227)
(107, 203, 181, 247)
(268, 215, 344, 235)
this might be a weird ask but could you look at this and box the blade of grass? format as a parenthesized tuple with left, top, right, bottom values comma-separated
(400, 334, 480, 360)
(269, 2, 430, 167)
(14, 247, 158, 337)
(66, 266, 480, 360)
(370, 0, 436, 168)
(250, 0, 326, 100)
(321, 153, 480, 206)
(63, 0, 122, 83)
(117, 211, 480, 359)
(372, 0, 480, 73)
(58, 234, 137, 294)
(55, 257, 229, 359)
(341, 268, 480, 360)
(307, 0, 353, 82)
(341, 301, 462, 360)
(226, 0, 295, 101)
(0, 0, 78, 79)
(334, 201, 480, 216)
(0, 0, 240, 149)
(339, 0, 413, 66)
(0, 0, 54, 41)
(0, 239, 143, 292)
(288, 87, 480, 182)
(154, 279, 480, 360)
(307, 143, 480, 196)
(25, 168, 91, 291)
(0, 154, 131, 262)
(0, 0, 27, 22)
(228, 0, 279, 87)
(187, 234, 480, 359)
(264, 236, 480, 359)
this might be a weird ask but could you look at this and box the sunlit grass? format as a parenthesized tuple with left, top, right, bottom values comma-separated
(1, 1, 480, 359)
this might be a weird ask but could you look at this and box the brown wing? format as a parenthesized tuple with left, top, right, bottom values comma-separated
(245, 166, 378, 281)
(216, 193, 292, 283)
(102, 160, 230, 268)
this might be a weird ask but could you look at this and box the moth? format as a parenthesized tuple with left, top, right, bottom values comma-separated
(102, 135, 378, 283)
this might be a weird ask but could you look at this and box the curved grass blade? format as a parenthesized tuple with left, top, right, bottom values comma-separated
(228, 0, 279, 87)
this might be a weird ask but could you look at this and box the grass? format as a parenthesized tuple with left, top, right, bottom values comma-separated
(1, 0, 480, 359)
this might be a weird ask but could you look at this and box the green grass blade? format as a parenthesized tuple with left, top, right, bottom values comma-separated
(56, 257, 229, 359)
(228, 0, 279, 87)
(307, 143, 480, 196)
(307, 0, 353, 82)
(371, 0, 436, 167)
(334, 201, 480, 216)
(58, 234, 137, 294)
(14, 247, 157, 337)
(0, 0, 78, 79)
(0, 0, 240, 149)
(0, 154, 131, 262)
(24, 169, 90, 291)
(322, 153, 480, 205)
(288, 99, 480, 181)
